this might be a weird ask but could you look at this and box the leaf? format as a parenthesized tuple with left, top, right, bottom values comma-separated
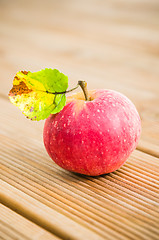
(8, 69, 68, 120)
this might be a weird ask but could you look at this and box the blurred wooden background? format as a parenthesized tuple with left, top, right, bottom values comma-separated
(0, 0, 159, 239)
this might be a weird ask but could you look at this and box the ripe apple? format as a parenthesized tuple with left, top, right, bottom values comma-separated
(43, 88, 141, 176)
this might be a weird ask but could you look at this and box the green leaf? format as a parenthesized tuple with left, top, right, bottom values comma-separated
(8, 69, 68, 121)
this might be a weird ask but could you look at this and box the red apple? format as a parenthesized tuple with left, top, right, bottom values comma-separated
(43, 89, 141, 176)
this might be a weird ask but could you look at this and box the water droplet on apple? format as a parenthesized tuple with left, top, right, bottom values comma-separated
(67, 120, 71, 126)
(54, 121, 58, 127)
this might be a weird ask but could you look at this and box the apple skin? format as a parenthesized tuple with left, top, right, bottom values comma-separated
(43, 89, 141, 176)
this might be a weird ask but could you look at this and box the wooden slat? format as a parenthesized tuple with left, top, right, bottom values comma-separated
(0, 181, 104, 240)
(0, 204, 61, 240)
(0, 135, 159, 240)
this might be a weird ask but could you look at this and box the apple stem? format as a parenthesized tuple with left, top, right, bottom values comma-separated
(45, 84, 79, 95)
(65, 84, 79, 93)
(78, 80, 89, 101)
(45, 81, 89, 101)
(65, 81, 89, 101)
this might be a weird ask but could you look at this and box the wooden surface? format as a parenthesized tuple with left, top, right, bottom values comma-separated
(0, 0, 159, 239)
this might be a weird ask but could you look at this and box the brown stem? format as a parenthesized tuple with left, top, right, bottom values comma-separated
(45, 84, 79, 95)
(78, 80, 89, 101)
(44, 80, 89, 101)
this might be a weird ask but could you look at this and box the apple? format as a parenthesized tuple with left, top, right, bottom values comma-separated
(43, 88, 141, 176)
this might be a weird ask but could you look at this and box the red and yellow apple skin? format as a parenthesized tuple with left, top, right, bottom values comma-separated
(43, 90, 141, 176)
